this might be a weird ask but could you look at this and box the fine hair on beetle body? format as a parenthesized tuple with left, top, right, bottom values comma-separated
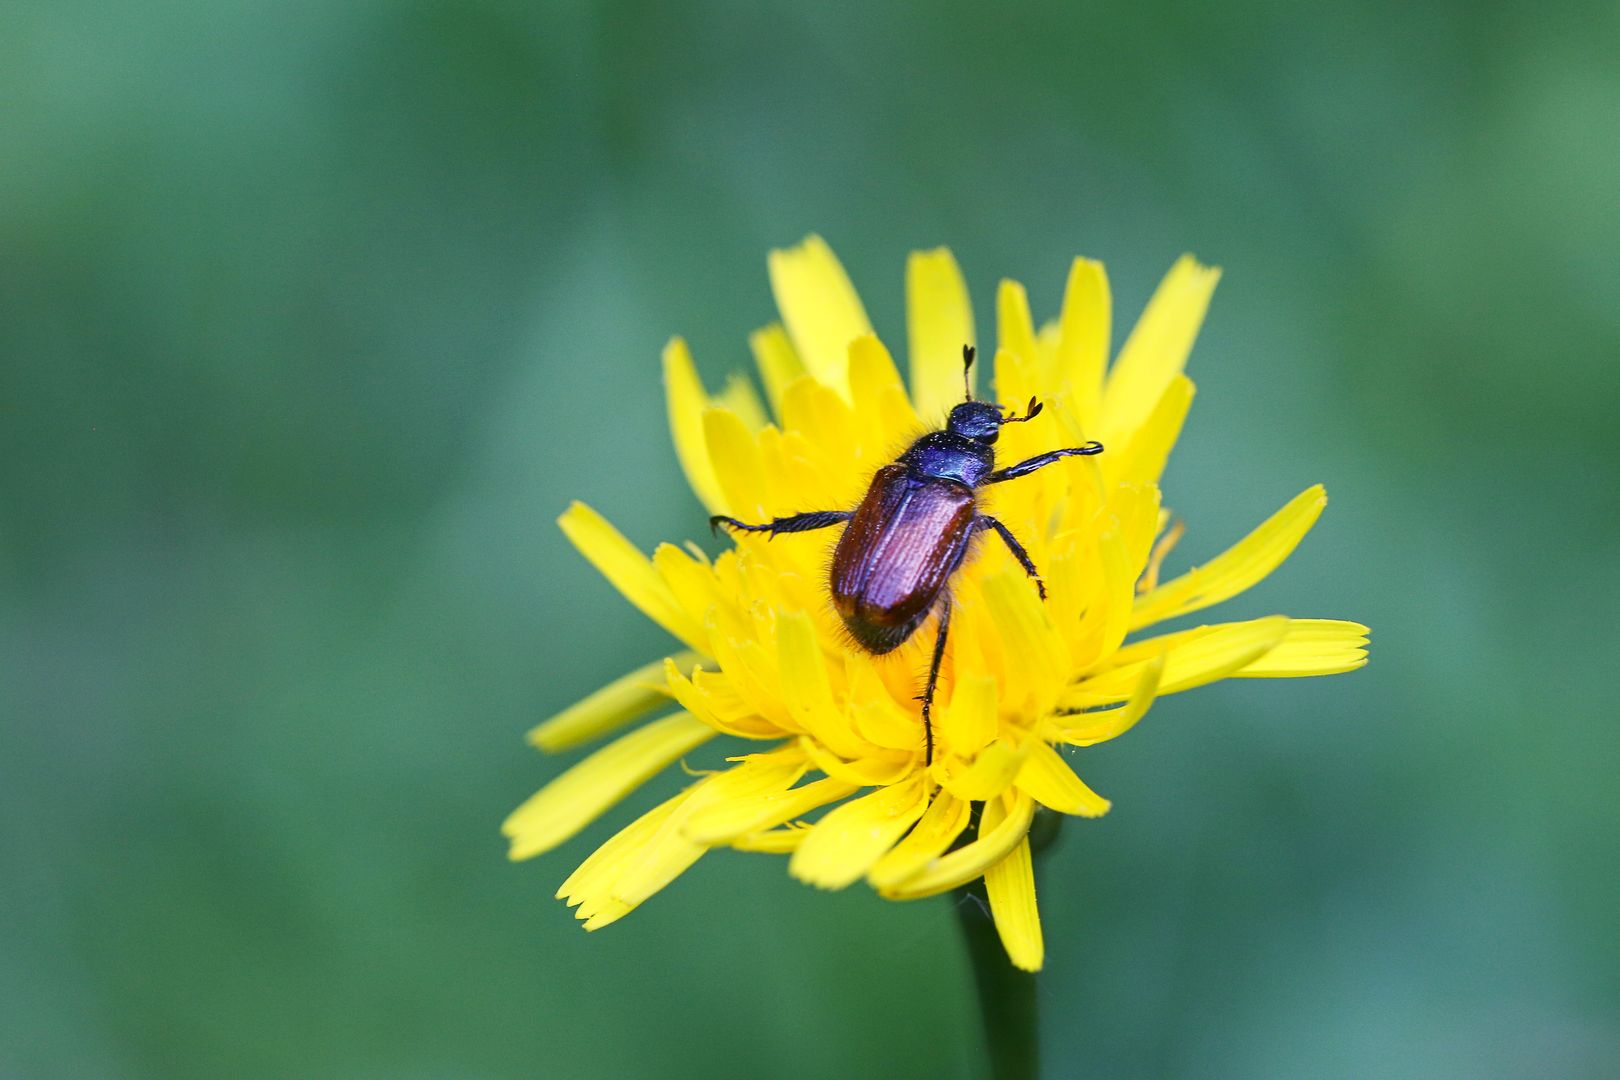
(712, 344, 1104, 765)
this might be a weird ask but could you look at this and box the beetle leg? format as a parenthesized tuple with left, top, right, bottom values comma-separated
(709, 510, 852, 538)
(917, 595, 952, 767)
(985, 442, 1104, 484)
(976, 515, 1046, 600)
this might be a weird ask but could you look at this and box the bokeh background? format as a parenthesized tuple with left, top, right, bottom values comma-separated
(5, 2, 1618, 1077)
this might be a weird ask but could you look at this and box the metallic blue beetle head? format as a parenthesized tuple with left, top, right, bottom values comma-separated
(946, 401, 1006, 444)
(947, 345, 1046, 444)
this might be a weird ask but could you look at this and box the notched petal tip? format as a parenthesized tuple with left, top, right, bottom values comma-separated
(1234, 617, 1370, 678)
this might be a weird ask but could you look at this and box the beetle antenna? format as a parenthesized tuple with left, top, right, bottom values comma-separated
(962, 345, 976, 402)
(1002, 396, 1044, 424)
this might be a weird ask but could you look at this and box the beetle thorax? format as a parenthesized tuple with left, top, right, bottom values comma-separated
(898, 431, 994, 487)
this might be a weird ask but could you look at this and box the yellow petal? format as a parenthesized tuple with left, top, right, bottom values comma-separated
(768, 235, 872, 397)
(778, 377, 860, 488)
(788, 776, 929, 889)
(1015, 740, 1111, 817)
(995, 279, 1039, 376)
(558, 502, 707, 652)
(980, 793, 1009, 832)
(527, 652, 699, 752)
(661, 338, 727, 514)
(776, 609, 872, 759)
(558, 787, 687, 905)
(907, 247, 975, 423)
(651, 544, 725, 637)
(985, 836, 1044, 972)
(504, 712, 714, 860)
(1107, 375, 1194, 488)
(980, 569, 1068, 712)
(705, 618, 795, 733)
(1101, 255, 1220, 447)
(736, 533, 830, 616)
(1130, 485, 1326, 631)
(1067, 495, 1150, 672)
(1138, 517, 1186, 595)
(662, 660, 780, 739)
(846, 333, 906, 406)
(845, 654, 928, 751)
(749, 323, 805, 416)
(990, 341, 1043, 434)
(702, 407, 768, 520)
(1069, 615, 1290, 706)
(878, 791, 1036, 901)
(730, 824, 811, 853)
(932, 737, 1031, 802)
(579, 822, 706, 930)
(669, 746, 804, 842)
(937, 672, 999, 758)
(1052, 257, 1110, 430)
(717, 373, 768, 431)
(1106, 622, 1217, 666)
(581, 756, 810, 929)
(1056, 652, 1163, 746)
(991, 278, 1043, 427)
(685, 773, 855, 845)
(758, 426, 842, 515)
(1234, 619, 1369, 678)
(847, 334, 920, 446)
(803, 743, 917, 788)
(867, 790, 972, 889)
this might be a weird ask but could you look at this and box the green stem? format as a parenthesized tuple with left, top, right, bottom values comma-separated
(954, 807, 1060, 1080)
(954, 882, 1039, 1080)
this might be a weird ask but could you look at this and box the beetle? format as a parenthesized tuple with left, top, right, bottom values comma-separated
(712, 345, 1103, 765)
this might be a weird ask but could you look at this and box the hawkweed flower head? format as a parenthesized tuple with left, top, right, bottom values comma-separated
(504, 236, 1367, 970)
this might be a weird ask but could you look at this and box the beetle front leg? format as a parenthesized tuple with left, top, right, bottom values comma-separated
(977, 515, 1046, 600)
(986, 441, 1104, 484)
(710, 510, 852, 539)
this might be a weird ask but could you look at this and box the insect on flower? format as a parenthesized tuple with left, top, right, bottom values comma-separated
(712, 345, 1102, 766)
(503, 237, 1370, 972)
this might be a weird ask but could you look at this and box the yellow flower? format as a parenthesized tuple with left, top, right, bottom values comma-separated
(504, 235, 1368, 971)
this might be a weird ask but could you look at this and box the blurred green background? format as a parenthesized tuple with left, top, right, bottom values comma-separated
(5, 1, 1617, 1077)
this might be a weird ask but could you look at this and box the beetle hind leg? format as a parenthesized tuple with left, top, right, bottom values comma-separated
(916, 595, 953, 767)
